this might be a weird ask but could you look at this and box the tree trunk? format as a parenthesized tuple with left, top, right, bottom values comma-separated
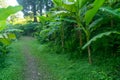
(61, 25, 64, 51)
(88, 45, 92, 64)
(87, 37, 92, 64)
(79, 30, 82, 47)
(45, 0, 50, 12)
(33, 2, 37, 22)
(39, 0, 43, 16)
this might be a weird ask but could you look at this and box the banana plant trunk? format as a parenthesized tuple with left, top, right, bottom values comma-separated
(79, 30, 83, 47)
(61, 25, 64, 52)
(87, 36, 92, 64)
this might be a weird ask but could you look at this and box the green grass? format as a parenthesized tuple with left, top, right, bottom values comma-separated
(0, 41, 25, 80)
(27, 38, 114, 80)
(0, 37, 119, 80)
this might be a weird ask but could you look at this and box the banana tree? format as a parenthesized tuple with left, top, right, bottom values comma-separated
(52, 0, 106, 64)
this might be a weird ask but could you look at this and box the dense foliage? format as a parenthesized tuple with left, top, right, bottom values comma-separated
(32, 0, 120, 79)
(0, 0, 120, 80)
(0, 5, 23, 71)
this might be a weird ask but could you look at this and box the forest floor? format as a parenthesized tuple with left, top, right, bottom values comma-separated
(1, 36, 117, 80)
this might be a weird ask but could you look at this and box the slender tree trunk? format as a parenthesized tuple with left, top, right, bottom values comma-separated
(39, 0, 43, 16)
(76, 17, 83, 47)
(79, 30, 82, 47)
(87, 36, 92, 64)
(61, 25, 64, 51)
(77, 24, 83, 47)
(110, 15, 113, 27)
(88, 45, 92, 64)
(111, 20, 113, 27)
(33, 2, 37, 22)
(45, 0, 49, 11)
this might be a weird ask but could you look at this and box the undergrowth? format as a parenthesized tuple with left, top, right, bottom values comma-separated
(0, 41, 25, 80)
(28, 38, 120, 80)
(1, 37, 119, 80)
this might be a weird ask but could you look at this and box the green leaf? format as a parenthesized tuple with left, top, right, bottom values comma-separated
(7, 33, 16, 40)
(85, 0, 105, 25)
(0, 38, 11, 45)
(89, 17, 103, 31)
(5, 29, 23, 32)
(61, 18, 76, 23)
(0, 6, 23, 31)
(100, 7, 120, 18)
(53, 11, 69, 15)
(0, 20, 6, 30)
(62, 0, 77, 12)
(52, 0, 63, 7)
(0, 6, 23, 21)
(82, 31, 120, 50)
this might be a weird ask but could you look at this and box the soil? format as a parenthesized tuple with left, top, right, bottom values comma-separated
(20, 37, 53, 80)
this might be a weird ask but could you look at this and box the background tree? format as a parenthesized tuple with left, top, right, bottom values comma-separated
(17, 0, 53, 21)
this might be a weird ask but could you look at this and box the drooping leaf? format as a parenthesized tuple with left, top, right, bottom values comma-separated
(100, 7, 120, 18)
(53, 11, 69, 15)
(5, 29, 23, 32)
(82, 31, 120, 49)
(61, 18, 76, 23)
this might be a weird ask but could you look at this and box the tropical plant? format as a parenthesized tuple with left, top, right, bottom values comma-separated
(37, 0, 120, 64)
(0, 5, 23, 56)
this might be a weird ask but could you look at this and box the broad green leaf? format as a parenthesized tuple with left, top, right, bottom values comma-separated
(5, 29, 23, 32)
(0, 6, 23, 21)
(82, 31, 120, 49)
(39, 16, 49, 24)
(0, 6, 23, 31)
(53, 11, 69, 15)
(77, 0, 87, 9)
(52, 0, 63, 7)
(89, 18, 103, 32)
(0, 38, 11, 45)
(7, 33, 16, 40)
(0, 33, 17, 45)
(63, 0, 75, 5)
(100, 7, 120, 18)
(62, 0, 77, 12)
(85, 0, 105, 25)
(61, 18, 76, 23)
(0, 20, 6, 30)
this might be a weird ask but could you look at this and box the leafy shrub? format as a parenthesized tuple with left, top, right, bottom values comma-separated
(0, 42, 10, 69)
(18, 21, 39, 36)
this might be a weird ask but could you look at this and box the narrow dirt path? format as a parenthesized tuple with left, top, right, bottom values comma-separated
(17, 36, 54, 80)
(20, 37, 41, 80)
